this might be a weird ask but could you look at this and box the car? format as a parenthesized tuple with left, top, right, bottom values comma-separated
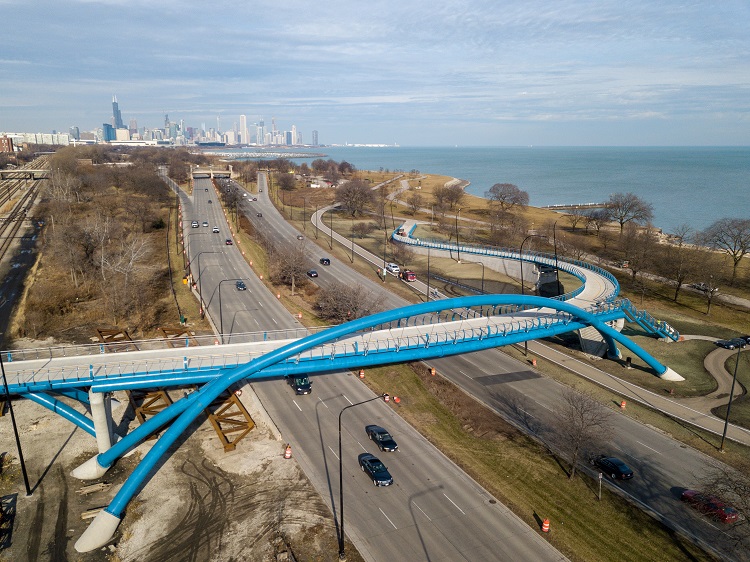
(259, 188, 262, 192)
(319, 257, 331, 266)
(307, 269, 318, 278)
(202, 221, 209, 227)
(256, 212, 262, 217)
(358, 453, 393, 486)
(591, 455, 634, 480)
(286, 375, 312, 395)
(681, 490, 738, 523)
(386, 262, 400, 274)
(212, 226, 220, 233)
(205, 188, 208, 192)
(208, 199, 212, 204)
(399, 270, 416, 282)
(365, 425, 398, 452)
(243, 192, 248, 198)
(252, 197, 258, 201)
(225, 239, 233, 245)
(715, 339, 746, 350)
(297, 235, 304, 240)
(740, 335, 750, 345)
(235, 280, 247, 291)
(191, 220, 199, 228)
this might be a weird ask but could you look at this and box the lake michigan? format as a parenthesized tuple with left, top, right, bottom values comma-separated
(230, 146, 750, 235)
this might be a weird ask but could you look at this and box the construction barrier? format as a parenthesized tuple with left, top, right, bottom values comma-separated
(358, 369, 365, 379)
(620, 400, 626, 409)
(284, 444, 292, 459)
(542, 519, 550, 533)
(430, 367, 436, 376)
(531, 358, 537, 367)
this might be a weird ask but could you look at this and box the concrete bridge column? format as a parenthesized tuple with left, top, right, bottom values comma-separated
(89, 389, 113, 454)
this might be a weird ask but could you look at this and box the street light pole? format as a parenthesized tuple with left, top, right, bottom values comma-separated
(426, 245, 431, 300)
(455, 208, 462, 263)
(519, 234, 541, 356)
(0, 352, 31, 496)
(218, 279, 242, 344)
(553, 218, 561, 296)
(350, 216, 355, 263)
(328, 210, 333, 250)
(338, 393, 390, 559)
(720, 347, 742, 451)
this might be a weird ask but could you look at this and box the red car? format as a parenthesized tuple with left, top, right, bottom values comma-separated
(681, 490, 738, 523)
(225, 239, 233, 245)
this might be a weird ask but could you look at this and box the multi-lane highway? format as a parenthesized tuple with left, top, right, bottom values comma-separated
(184, 176, 567, 561)
(207, 172, 747, 561)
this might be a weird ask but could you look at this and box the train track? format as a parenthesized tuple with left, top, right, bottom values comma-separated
(0, 155, 49, 263)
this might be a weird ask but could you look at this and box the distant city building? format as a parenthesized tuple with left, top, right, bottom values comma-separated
(256, 119, 265, 146)
(112, 96, 124, 129)
(129, 118, 138, 135)
(115, 128, 130, 141)
(240, 114, 248, 145)
(312, 130, 318, 146)
(102, 123, 115, 142)
(69, 126, 80, 140)
(0, 136, 14, 152)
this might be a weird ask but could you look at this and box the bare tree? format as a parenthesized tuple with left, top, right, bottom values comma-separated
(270, 242, 310, 295)
(444, 184, 465, 210)
(584, 209, 609, 236)
(336, 178, 373, 216)
(315, 282, 381, 323)
(606, 192, 654, 233)
(352, 221, 376, 239)
(700, 217, 750, 286)
(567, 209, 587, 231)
(704, 461, 750, 552)
(485, 183, 529, 211)
(654, 224, 699, 301)
(555, 389, 612, 479)
(406, 192, 423, 215)
(390, 243, 415, 268)
(620, 224, 659, 281)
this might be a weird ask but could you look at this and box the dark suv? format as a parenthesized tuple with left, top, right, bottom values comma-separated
(286, 375, 312, 395)
(365, 425, 399, 452)
(358, 453, 393, 486)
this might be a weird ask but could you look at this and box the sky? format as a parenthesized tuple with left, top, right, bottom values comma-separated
(2, 0, 749, 146)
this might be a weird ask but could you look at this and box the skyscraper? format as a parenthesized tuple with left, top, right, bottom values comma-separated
(312, 130, 319, 147)
(240, 114, 248, 145)
(112, 96, 124, 129)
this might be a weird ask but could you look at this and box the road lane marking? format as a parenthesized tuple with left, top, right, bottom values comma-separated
(356, 440, 367, 451)
(380, 508, 397, 529)
(530, 399, 553, 412)
(443, 493, 465, 515)
(412, 501, 432, 521)
(636, 441, 661, 455)
(318, 397, 328, 409)
(293, 400, 302, 412)
(327, 446, 339, 460)
(343, 395, 353, 405)
(458, 370, 471, 378)
(517, 408, 535, 418)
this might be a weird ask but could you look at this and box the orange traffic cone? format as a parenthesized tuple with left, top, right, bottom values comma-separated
(284, 444, 292, 459)
(620, 400, 626, 410)
(358, 369, 365, 379)
(542, 519, 550, 533)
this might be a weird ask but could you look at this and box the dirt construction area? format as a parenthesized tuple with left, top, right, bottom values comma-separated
(0, 381, 362, 562)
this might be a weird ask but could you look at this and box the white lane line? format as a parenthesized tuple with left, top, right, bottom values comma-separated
(292, 400, 302, 412)
(272, 318, 278, 325)
(379, 508, 398, 529)
(328, 446, 339, 460)
(443, 493, 465, 515)
(636, 441, 661, 455)
(356, 440, 367, 451)
(518, 408, 535, 418)
(258, 301, 264, 308)
(458, 370, 471, 378)
(318, 397, 329, 409)
(412, 501, 432, 521)
(343, 395, 353, 405)
(530, 399, 553, 412)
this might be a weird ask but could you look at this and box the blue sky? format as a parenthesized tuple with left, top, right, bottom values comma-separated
(2, 0, 749, 146)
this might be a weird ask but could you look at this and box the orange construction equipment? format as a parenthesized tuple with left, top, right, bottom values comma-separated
(531, 358, 537, 367)
(284, 444, 292, 459)
(620, 400, 627, 409)
(430, 367, 436, 376)
(542, 519, 550, 533)
(358, 369, 365, 379)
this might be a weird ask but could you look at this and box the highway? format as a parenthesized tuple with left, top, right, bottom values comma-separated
(230, 173, 747, 561)
(185, 175, 567, 561)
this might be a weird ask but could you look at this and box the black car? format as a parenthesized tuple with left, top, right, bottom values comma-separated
(715, 339, 746, 350)
(286, 375, 312, 395)
(296, 235, 304, 240)
(591, 455, 634, 480)
(307, 269, 318, 278)
(256, 212, 262, 217)
(358, 453, 393, 486)
(205, 188, 209, 192)
(319, 257, 331, 266)
(741, 335, 750, 345)
(208, 199, 212, 204)
(225, 239, 233, 245)
(365, 425, 398, 452)
(235, 280, 247, 291)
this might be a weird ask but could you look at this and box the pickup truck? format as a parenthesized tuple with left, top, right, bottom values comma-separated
(399, 270, 416, 282)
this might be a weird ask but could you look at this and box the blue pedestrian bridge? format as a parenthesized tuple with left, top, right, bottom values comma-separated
(1, 226, 683, 551)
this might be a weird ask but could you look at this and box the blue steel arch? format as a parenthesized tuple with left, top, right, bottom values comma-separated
(75, 294, 678, 551)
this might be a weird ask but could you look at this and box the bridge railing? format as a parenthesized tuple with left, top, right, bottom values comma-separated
(392, 228, 620, 302)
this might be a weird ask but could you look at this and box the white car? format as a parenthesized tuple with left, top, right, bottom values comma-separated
(386, 262, 400, 274)
(212, 226, 220, 233)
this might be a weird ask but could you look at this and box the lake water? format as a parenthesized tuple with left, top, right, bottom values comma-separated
(223, 146, 750, 234)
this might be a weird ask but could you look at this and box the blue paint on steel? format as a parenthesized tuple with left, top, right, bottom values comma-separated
(53, 388, 91, 404)
(101, 294, 667, 520)
(26, 392, 96, 436)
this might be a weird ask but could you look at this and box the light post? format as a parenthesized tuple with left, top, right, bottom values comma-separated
(218, 278, 244, 344)
(466, 261, 485, 293)
(383, 228, 387, 282)
(303, 198, 307, 233)
(553, 218, 561, 296)
(390, 200, 395, 229)
(519, 234, 542, 356)
(315, 204, 319, 239)
(720, 346, 743, 451)
(455, 208, 462, 262)
(350, 216, 355, 263)
(188, 251, 217, 319)
(426, 245, 431, 300)
(328, 209, 333, 250)
(338, 393, 390, 559)
(0, 352, 31, 496)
